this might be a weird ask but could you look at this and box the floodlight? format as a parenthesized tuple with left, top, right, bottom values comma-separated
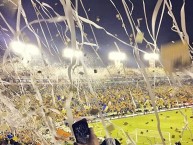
(10, 41, 25, 55)
(27, 44, 40, 56)
(144, 53, 159, 61)
(10, 41, 40, 56)
(10, 40, 41, 64)
(108, 51, 126, 61)
(62, 48, 83, 59)
(74, 50, 83, 58)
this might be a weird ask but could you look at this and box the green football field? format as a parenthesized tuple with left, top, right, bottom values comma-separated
(89, 108, 193, 145)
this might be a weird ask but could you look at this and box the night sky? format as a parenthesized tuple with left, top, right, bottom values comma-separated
(0, 0, 193, 67)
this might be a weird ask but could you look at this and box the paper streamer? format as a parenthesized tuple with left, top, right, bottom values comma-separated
(152, 0, 163, 39)
(180, 1, 190, 45)
(65, 92, 74, 134)
(122, 0, 166, 144)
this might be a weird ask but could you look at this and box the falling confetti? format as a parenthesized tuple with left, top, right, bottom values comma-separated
(0, 0, 192, 145)
(135, 31, 144, 43)
(96, 17, 100, 22)
(116, 14, 121, 20)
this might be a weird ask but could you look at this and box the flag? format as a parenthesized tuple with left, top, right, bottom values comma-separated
(104, 106, 109, 112)
(102, 104, 108, 112)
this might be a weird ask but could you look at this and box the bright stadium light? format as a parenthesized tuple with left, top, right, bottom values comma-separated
(108, 51, 126, 68)
(108, 51, 126, 61)
(27, 44, 40, 56)
(10, 41, 25, 55)
(74, 50, 83, 58)
(10, 41, 41, 66)
(144, 53, 159, 61)
(62, 48, 83, 59)
(144, 53, 159, 68)
(10, 41, 40, 57)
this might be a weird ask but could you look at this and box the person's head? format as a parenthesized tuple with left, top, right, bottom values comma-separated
(101, 138, 121, 145)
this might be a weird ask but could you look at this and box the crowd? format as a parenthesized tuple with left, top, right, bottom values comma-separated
(0, 80, 193, 144)
(70, 84, 193, 118)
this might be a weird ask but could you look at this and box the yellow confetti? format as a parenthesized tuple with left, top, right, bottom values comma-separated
(135, 31, 144, 43)
(13, 136, 18, 141)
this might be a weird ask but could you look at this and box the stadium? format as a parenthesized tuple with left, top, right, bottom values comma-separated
(0, 0, 193, 145)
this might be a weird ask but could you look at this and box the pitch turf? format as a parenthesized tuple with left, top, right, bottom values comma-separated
(89, 108, 193, 145)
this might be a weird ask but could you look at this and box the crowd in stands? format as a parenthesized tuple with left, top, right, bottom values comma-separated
(0, 80, 193, 144)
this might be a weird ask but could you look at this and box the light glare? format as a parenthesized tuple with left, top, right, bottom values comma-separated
(10, 41, 25, 55)
(27, 44, 40, 56)
(144, 53, 159, 61)
(63, 48, 83, 59)
(10, 41, 40, 57)
(108, 51, 126, 61)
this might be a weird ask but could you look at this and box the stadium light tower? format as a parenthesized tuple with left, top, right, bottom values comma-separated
(10, 41, 40, 56)
(10, 41, 25, 55)
(144, 53, 159, 68)
(62, 48, 83, 62)
(10, 41, 40, 65)
(108, 51, 126, 67)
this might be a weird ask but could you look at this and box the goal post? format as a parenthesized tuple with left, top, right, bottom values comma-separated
(132, 128, 171, 145)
